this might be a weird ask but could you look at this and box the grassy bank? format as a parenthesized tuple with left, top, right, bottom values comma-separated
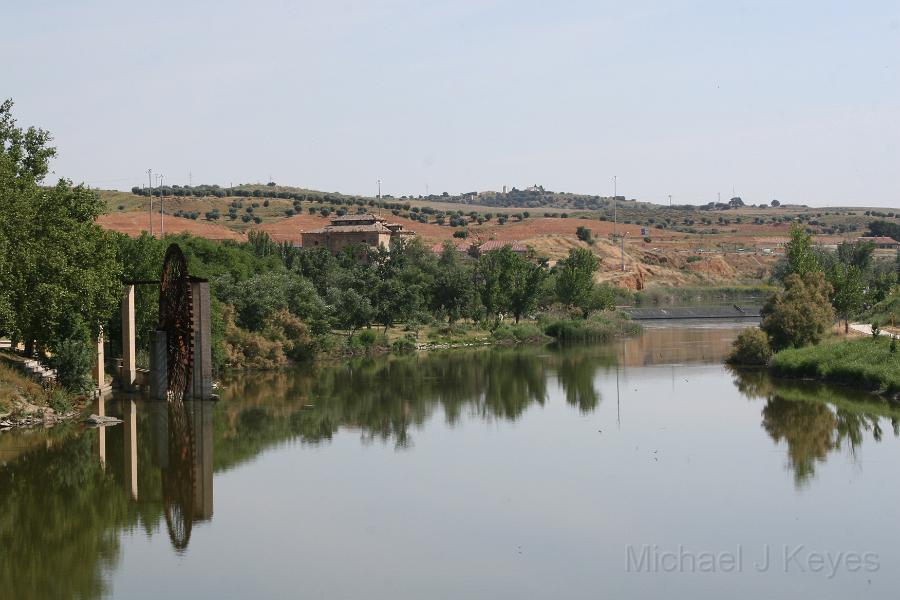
(0, 359, 77, 421)
(319, 311, 641, 358)
(540, 312, 642, 342)
(770, 337, 900, 395)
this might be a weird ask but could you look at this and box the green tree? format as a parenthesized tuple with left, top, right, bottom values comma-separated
(575, 226, 594, 244)
(836, 240, 875, 272)
(780, 223, 820, 280)
(505, 253, 547, 323)
(555, 248, 599, 317)
(0, 100, 121, 359)
(761, 271, 834, 350)
(431, 244, 476, 323)
(326, 287, 373, 339)
(828, 263, 864, 333)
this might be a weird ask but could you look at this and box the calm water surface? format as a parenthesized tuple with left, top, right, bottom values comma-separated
(2, 323, 899, 599)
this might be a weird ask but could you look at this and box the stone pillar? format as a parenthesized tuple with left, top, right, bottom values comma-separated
(123, 399, 138, 500)
(149, 330, 168, 401)
(121, 285, 137, 389)
(93, 327, 105, 392)
(94, 397, 106, 470)
(191, 400, 214, 520)
(190, 281, 213, 400)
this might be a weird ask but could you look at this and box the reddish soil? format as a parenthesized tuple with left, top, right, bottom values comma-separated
(256, 214, 331, 243)
(469, 218, 664, 243)
(97, 213, 245, 241)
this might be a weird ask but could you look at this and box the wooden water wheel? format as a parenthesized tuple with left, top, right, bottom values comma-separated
(158, 244, 194, 401)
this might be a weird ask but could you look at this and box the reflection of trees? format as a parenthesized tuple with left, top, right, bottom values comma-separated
(557, 355, 601, 412)
(762, 398, 836, 486)
(0, 427, 132, 600)
(214, 346, 611, 458)
(732, 368, 900, 486)
(0, 345, 612, 599)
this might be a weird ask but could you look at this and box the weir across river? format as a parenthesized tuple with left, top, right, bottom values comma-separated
(619, 305, 763, 320)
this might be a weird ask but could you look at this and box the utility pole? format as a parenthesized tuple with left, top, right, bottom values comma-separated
(377, 179, 382, 199)
(613, 175, 618, 237)
(159, 174, 164, 236)
(147, 169, 153, 236)
(189, 171, 192, 187)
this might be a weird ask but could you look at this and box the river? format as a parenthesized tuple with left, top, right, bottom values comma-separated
(1, 323, 898, 599)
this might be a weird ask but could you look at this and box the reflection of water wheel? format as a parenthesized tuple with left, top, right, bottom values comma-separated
(162, 398, 195, 551)
(159, 245, 193, 401)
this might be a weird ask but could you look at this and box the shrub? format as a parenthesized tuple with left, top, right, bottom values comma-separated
(491, 323, 546, 344)
(391, 337, 417, 353)
(575, 226, 594, 244)
(726, 327, 772, 366)
(48, 388, 73, 414)
(542, 313, 640, 342)
(761, 272, 834, 350)
(50, 335, 95, 394)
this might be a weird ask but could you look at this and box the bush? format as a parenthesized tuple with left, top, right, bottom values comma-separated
(575, 226, 594, 244)
(391, 337, 417, 353)
(761, 272, 834, 350)
(542, 313, 640, 342)
(48, 388, 73, 414)
(726, 327, 772, 366)
(491, 323, 546, 344)
(50, 335, 95, 394)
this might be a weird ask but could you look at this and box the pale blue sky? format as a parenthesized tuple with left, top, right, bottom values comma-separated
(3, 0, 899, 206)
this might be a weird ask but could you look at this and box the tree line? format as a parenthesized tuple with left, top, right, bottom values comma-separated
(729, 223, 900, 365)
(1, 100, 121, 391)
(112, 229, 619, 370)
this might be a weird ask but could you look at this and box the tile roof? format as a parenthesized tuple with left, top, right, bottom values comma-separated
(304, 223, 393, 234)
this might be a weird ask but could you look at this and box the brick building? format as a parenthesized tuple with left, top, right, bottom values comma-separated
(301, 213, 414, 253)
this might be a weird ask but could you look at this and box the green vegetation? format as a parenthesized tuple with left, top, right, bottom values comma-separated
(770, 337, 900, 394)
(0, 99, 121, 392)
(760, 271, 834, 351)
(107, 232, 636, 370)
(541, 312, 640, 342)
(0, 359, 75, 416)
(726, 327, 772, 366)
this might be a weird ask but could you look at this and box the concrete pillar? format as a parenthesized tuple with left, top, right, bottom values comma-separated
(121, 285, 137, 389)
(93, 327, 105, 392)
(149, 330, 168, 401)
(190, 400, 214, 520)
(93, 397, 106, 470)
(190, 281, 213, 400)
(123, 399, 138, 500)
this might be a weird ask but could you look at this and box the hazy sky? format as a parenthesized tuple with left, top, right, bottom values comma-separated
(4, 0, 899, 206)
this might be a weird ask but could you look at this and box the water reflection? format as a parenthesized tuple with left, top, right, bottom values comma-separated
(4, 325, 900, 599)
(219, 348, 614, 450)
(732, 368, 900, 487)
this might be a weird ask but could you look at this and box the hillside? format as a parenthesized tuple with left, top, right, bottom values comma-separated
(97, 185, 900, 289)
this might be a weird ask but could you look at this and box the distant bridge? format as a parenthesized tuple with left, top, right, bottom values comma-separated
(620, 305, 763, 320)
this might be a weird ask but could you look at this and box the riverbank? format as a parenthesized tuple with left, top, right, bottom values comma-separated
(0, 360, 84, 430)
(327, 311, 642, 358)
(769, 336, 900, 396)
